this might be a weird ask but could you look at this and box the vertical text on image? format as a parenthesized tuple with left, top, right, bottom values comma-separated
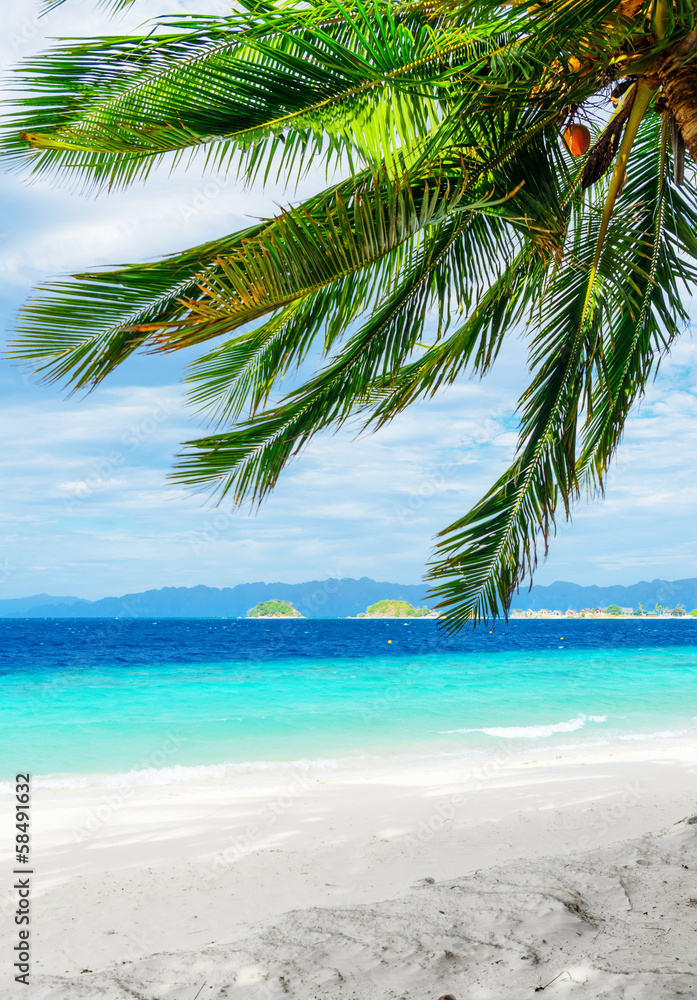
(12, 772, 32, 986)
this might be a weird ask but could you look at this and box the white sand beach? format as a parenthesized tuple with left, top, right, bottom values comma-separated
(3, 738, 697, 999)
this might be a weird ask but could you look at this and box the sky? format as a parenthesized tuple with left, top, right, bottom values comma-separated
(0, 0, 696, 601)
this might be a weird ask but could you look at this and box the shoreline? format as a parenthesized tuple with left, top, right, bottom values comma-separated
(4, 735, 696, 998)
(5, 725, 697, 792)
(510, 613, 697, 620)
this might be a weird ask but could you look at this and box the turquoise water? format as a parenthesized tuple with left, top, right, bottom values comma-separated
(1, 619, 696, 781)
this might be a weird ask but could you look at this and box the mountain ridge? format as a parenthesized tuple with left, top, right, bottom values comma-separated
(0, 576, 695, 618)
(515, 576, 697, 613)
(0, 578, 431, 619)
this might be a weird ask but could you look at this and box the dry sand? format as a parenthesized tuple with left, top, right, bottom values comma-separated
(2, 738, 696, 999)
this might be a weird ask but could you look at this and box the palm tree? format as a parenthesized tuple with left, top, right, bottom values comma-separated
(2, 0, 696, 627)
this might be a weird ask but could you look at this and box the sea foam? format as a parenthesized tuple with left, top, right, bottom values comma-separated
(441, 713, 607, 739)
(0, 757, 344, 793)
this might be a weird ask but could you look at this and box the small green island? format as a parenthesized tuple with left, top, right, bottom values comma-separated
(247, 599, 303, 618)
(357, 599, 432, 619)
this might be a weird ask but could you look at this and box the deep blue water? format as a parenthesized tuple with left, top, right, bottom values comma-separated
(2, 616, 697, 669)
(1, 618, 696, 781)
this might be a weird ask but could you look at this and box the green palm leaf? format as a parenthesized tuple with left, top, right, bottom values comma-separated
(173, 160, 559, 500)
(363, 245, 541, 429)
(578, 113, 697, 491)
(4, 0, 635, 193)
(10, 161, 472, 391)
(428, 108, 697, 627)
(173, 212, 483, 499)
(8, 222, 267, 390)
(2, 4, 472, 191)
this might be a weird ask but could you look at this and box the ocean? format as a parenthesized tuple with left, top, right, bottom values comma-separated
(1, 617, 696, 785)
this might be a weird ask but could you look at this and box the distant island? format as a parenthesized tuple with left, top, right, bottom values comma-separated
(357, 599, 434, 619)
(247, 600, 303, 619)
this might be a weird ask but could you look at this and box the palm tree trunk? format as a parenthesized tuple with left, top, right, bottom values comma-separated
(661, 32, 697, 162)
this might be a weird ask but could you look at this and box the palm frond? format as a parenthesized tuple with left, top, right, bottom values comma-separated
(2, 3, 476, 192)
(5, 0, 638, 193)
(426, 108, 697, 629)
(171, 114, 569, 475)
(578, 113, 697, 491)
(172, 213, 477, 498)
(363, 242, 540, 430)
(162, 159, 471, 348)
(9, 160, 471, 391)
(8, 222, 266, 389)
(426, 261, 600, 628)
(172, 193, 548, 495)
(183, 300, 320, 426)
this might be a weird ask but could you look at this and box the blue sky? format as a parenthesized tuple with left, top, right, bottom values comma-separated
(0, 0, 696, 601)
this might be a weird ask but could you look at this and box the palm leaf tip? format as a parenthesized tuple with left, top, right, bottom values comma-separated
(39, 0, 138, 12)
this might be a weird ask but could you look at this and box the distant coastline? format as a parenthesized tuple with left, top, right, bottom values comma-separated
(511, 609, 697, 619)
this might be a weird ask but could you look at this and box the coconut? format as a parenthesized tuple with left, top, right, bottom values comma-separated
(563, 123, 591, 156)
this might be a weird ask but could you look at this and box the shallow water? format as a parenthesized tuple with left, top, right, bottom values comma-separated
(1, 617, 696, 781)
